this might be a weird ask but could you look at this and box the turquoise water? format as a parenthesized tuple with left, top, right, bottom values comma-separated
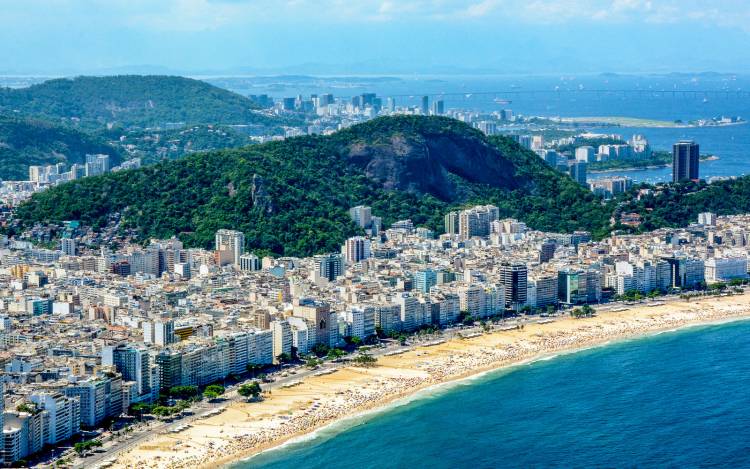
(237, 320, 750, 468)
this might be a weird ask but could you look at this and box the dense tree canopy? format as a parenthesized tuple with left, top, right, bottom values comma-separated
(0, 115, 122, 180)
(13, 116, 618, 256)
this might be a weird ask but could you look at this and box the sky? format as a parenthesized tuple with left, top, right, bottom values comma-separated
(1, 0, 749, 75)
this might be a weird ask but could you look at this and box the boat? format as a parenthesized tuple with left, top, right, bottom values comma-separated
(494, 98, 512, 104)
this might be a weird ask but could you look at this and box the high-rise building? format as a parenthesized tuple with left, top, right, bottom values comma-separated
(444, 211, 460, 235)
(558, 268, 588, 305)
(60, 238, 76, 257)
(293, 299, 331, 346)
(589, 176, 633, 199)
(271, 320, 292, 362)
(386, 97, 396, 112)
(431, 100, 444, 116)
(215, 229, 245, 265)
(458, 205, 499, 238)
(539, 240, 557, 263)
(421, 96, 429, 114)
(414, 269, 438, 293)
(344, 236, 371, 264)
(349, 205, 372, 229)
(575, 146, 595, 163)
(29, 392, 80, 445)
(102, 344, 153, 398)
(672, 140, 699, 182)
(143, 320, 175, 347)
(499, 262, 528, 310)
(84, 154, 111, 177)
(239, 253, 261, 271)
(313, 253, 344, 281)
(698, 212, 717, 226)
(568, 162, 587, 185)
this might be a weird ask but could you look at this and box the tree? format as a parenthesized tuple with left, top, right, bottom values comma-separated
(326, 348, 346, 361)
(312, 343, 331, 357)
(276, 352, 292, 364)
(546, 304, 556, 315)
(305, 356, 322, 369)
(151, 406, 178, 418)
(352, 353, 378, 368)
(203, 390, 220, 401)
(205, 384, 225, 395)
(238, 382, 262, 401)
(398, 335, 408, 346)
(350, 336, 363, 346)
(169, 385, 199, 400)
(74, 439, 102, 455)
(129, 402, 154, 419)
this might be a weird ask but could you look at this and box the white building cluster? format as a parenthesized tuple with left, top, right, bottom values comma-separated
(1, 208, 750, 463)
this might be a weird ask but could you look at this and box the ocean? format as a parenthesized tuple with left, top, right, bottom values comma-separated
(236, 319, 750, 468)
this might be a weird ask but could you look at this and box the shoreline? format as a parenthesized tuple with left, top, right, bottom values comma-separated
(234, 313, 750, 467)
(110, 293, 750, 469)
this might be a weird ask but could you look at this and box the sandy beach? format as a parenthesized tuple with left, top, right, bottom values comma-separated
(110, 293, 750, 469)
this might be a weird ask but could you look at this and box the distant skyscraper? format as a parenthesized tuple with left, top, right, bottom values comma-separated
(568, 161, 587, 185)
(421, 96, 429, 115)
(575, 146, 595, 163)
(672, 140, 699, 183)
(431, 100, 444, 116)
(386, 97, 396, 112)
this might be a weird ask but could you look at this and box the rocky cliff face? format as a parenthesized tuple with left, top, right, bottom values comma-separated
(345, 132, 526, 201)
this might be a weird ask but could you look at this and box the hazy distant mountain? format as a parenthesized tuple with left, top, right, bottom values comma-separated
(0, 75, 280, 130)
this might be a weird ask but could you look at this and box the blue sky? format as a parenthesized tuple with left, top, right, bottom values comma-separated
(2, 0, 749, 74)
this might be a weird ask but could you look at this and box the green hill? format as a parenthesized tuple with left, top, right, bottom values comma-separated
(0, 115, 122, 180)
(0, 75, 280, 130)
(12, 116, 613, 256)
(102, 124, 255, 165)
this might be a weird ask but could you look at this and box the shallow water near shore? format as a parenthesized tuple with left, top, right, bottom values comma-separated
(236, 319, 750, 468)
